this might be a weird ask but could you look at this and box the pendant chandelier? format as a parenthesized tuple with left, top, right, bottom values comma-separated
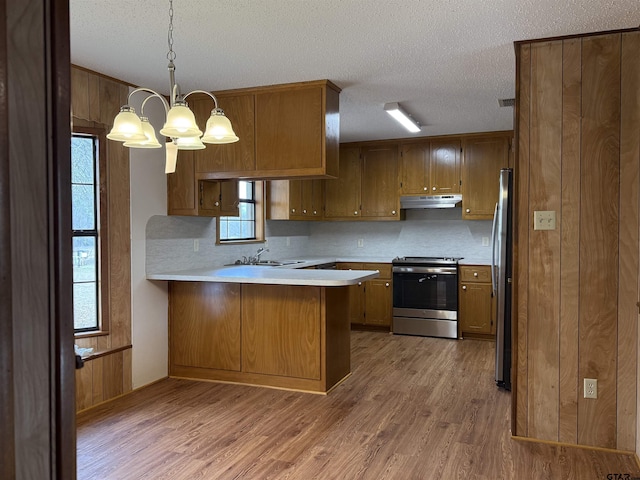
(107, 0, 239, 173)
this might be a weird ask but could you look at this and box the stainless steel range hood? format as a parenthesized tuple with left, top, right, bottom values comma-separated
(400, 194, 462, 209)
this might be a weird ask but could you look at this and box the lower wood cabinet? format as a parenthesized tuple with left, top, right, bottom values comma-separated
(458, 265, 495, 338)
(168, 281, 351, 393)
(338, 262, 392, 328)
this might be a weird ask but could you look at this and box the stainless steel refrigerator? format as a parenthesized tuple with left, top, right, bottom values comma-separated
(492, 168, 513, 390)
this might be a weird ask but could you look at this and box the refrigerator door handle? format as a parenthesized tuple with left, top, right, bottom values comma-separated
(490, 201, 498, 296)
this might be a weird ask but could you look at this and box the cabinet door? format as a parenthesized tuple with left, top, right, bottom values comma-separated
(365, 279, 392, 326)
(309, 179, 324, 219)
(193, 92, 256, 175)
(170, 282, 241, 371)
(338, 263, 365, 324)
(167, 150, 197, 215)
(218, 180, 240, 216)
(242, 284, 321, 380)
(462, 135, 509, 220)
(361, 145, 399, 218)
(325, 147, 362, 218)
(255, 87, 323, 172)
(459, 282, 493, 335)
(430, 140, 461, 194)
(399, 142, 430, 194)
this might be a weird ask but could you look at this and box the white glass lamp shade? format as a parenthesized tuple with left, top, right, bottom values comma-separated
(107, 106, 146, 142)
(175, 135, 206, 150)
(201, 109, 239, 144)
(165, 141, 178, 174)
(159, 102, 202, 138)
(123, 117, 162, 148)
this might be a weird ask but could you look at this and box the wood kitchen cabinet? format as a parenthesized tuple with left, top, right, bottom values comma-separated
(461, 133, 510, 220)
(167, 150, 239, 216)
(399, 139, 461, 195)
(361, 145, 400, 219)
(324, 146, 362, 218)
(268, 178, 324, 220)
(191, 92, 256, 175)
(458, 265, 495, 339)
(170, 282, 242, 371)
(325, 145, 400, 220)
(338, 262, 392, 328)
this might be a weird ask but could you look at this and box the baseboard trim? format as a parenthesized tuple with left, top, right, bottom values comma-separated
(76, 376, 169, 417)
(512, 435, 637, 456)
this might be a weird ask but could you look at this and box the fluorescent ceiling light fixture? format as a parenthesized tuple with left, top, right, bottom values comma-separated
(107, 0, 239, 174)
(384, 102, 421, 133)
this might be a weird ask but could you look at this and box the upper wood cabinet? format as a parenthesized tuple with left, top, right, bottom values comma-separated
(167, 151, 239, 216)
(192, 92, 256, 175)
(430, 140, 461, 194)
(324, 146, 362, 218)
(399, 139, 461, 195)
(461, 134, 510, 220)
(191, 80, 340, 180)
(268, 179, 324, 220)
(361, 145, 400, 219)
(325, 145, 400, 220)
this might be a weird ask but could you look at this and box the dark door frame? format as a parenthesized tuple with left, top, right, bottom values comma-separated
(1, 0, 75, 478)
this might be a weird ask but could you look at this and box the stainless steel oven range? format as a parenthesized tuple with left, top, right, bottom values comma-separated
(392, 256, 462, 339)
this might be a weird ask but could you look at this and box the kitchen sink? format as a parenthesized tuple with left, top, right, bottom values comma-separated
(225, 260, 306, 267)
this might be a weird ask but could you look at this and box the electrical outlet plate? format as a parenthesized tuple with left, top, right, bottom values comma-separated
(534, 210, 556, 230)
(584, 378, 597, 399)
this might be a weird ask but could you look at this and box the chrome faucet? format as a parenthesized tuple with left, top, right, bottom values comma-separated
(249, 247, 268, 264)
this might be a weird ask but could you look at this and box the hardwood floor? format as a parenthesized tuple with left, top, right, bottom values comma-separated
(77, 331, 640, 479)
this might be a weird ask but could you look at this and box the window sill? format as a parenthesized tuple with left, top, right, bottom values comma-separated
(74, 329, 110, 339)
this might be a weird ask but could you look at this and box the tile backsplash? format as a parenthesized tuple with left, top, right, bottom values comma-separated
(146, 208, 493, 274)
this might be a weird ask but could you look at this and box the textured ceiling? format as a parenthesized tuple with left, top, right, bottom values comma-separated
(70, 1, 640, 143)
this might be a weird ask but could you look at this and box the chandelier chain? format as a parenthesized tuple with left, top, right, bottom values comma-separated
(167, 0, 176, 62)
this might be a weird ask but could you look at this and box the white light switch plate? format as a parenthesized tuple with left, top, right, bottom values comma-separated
(534, 210, 556, 231)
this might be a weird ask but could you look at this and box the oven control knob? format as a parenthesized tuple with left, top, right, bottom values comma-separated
(462, 285, 467, 290)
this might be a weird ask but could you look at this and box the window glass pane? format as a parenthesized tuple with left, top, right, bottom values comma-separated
(73, 282, 98, 331)
(71, 136, 95, 184)
(73, 236, 96, 282)
(227, 220, 242, 239)
(72, 184, 96, 230)
(241, 221, 255, 239)
(238, 180, 253, 200)
(239, 202, 254, 220)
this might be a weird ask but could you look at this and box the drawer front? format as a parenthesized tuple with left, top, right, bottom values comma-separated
(364, 263, 392, 279)
(459, 265, 491, 283)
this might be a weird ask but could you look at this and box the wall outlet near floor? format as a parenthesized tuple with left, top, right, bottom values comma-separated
(584, 378, 597, 399)
(357, 239, 364, 248)
(193, 239, 199, 252)
(482, 236, 489, 246)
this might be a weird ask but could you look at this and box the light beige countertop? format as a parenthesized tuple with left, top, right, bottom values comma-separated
(147, 263, 379, 286)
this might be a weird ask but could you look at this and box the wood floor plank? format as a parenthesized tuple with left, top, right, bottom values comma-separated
(77, 331, 640, 479)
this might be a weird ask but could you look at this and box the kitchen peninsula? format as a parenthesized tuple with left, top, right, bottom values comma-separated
(148, 264, 379, 393)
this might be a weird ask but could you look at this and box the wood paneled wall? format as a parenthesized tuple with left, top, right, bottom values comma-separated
(514, 29, 640, 453)
(71, 66, 133, 412)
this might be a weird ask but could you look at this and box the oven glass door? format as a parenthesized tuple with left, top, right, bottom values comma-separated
(393, 271, 458, 311)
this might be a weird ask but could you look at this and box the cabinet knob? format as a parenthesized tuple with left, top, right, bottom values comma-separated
(474, 272, 478, 277)
(423, 186, 428, 191)
(358, 282, 362, 286)
(354, 211, 358, 215)
(291, 208, 296, 213)
(466, 208, 470, 213)
(432, 186, 436, 191)
(303, 209, 307, 214)
(391, 210, 396, 215)
(385, 282, 390, 287)
(313, 210, 317, 215)
(462, 285, 467, 290)
(214, 201, 220, 207)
